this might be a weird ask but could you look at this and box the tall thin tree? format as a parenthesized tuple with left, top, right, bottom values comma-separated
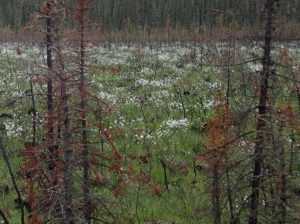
(46, 0, 55, 174)
(76, 0, 91, 223)
(248, 1, 277, 223)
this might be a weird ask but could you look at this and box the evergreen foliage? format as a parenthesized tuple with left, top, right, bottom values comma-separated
(0, 0, 299, 31)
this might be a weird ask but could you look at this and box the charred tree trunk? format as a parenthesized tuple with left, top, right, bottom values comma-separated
(212, 165, 221, 224)
(56, 46, 75, 223)
(46, 0, 55, 174)
(77, 1, 91, 223)
(278, 141, 287, 224)
(0, 208, 9, 224)
(160, 159, 169, 192)
(290, 70, 300, 114)
(61, 76, 74, 224)
(248, 1, 276, 223)
(0, 138, 25, 224)
(289, 131, 295, 175)
(226, 170, 235, 224)
(29, 78, 36, 147)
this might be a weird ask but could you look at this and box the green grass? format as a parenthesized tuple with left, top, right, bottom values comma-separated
(0, 42, 300, 223)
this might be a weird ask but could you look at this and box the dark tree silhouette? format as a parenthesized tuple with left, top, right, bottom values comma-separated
(248, 1, 278, 223)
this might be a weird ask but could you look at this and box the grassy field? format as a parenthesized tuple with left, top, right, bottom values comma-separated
(0, 41, 300, 223)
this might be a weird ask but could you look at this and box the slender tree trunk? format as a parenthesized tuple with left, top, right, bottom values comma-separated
(289, 131, 295, 175)
(27, 77, 37, 222)
(212, 165, 221, 224)
(291, 71, 300, 113)
(61, 77, 74, 224)
(46, 0, 55, 174)
(278, 140, 287, 224)
(226, 170, 235, 224)
(226, 41, 231, 105)
(0, 208, 9, 224)
(160, 159, 169, 191)
(56, 45, 75, 223)
(0, 138, 25, 224)
(77, 1, 91, 222)
(29, 78, 36, 147)
(248, 1, 275, 223)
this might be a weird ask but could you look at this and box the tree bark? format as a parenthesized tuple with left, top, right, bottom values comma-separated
(61, 77, 74, 224)
(46, 0, 55, 174)
(29, 78, 36, 147)
(212, 165, 221, 224)
(160, 159, 169, 191)
(57, 47, 75, 223)
(278, 141, 287, 224)
(0, 138, 25, 224)
(77, 1, 91, 223)
(0, 208, 9, 224)
(248, 1, 275, 223)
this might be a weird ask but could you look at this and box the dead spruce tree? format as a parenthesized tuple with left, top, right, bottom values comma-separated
(23, 1, 78, 223)
(75, 0, 91, 222)
(248, 1, 278, 223)
(22, 0, 130, 222)
(46, 0, 55, 173)
(203, 90, 233, 224)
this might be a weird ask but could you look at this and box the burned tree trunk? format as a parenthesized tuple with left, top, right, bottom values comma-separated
(61, 75, 75, 224)
(278, 141, 287, 224)
(0, 208, 9, 224)
(46, 0, 56, 174)
(0, 138, 25, 224)
(55, 44, 75, 223)
(248, 1, 277, 223)
(77, 1, 91, 223)
(212, 165, 221, 224)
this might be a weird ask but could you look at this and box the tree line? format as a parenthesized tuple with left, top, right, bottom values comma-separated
(0, 0, 299, 32)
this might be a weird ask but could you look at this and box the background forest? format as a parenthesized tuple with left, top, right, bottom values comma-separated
(0, 0, 300, 34)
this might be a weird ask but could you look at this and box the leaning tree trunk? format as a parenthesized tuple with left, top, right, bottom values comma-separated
(248, 1, 276, 223)
(0, 138, 25, 224)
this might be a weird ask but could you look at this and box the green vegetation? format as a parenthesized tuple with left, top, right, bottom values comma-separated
(0, 40, 300, 223)
(0, 1, 300, 224)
